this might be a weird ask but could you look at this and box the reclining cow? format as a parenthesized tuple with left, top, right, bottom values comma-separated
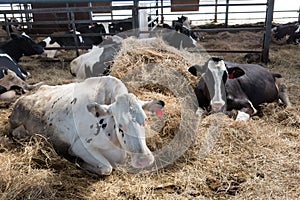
(188, 57, 291, 120)
(0, 33, 44, 100)
(70, 35, 123, 79)
(272, 23, 300, 45)
(39, 23, 106, 58)
(9, 76, 165, 175)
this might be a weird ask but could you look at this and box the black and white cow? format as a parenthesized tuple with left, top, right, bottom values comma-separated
(0, 32, 44, 63)
(0, 69, 43, 100)
(39, 23, 107, 54)
(109, 18, 133, 34)
(0, 33, 44, 99)
(272, 23, 300, 45)
(188, 57, 291, 120)
(161, 29, 197, 49)
(172, 16, 201, 41)
(9, 76, 165, 175)
(1, 17, 22, 33)
(70, 35, 123, 79)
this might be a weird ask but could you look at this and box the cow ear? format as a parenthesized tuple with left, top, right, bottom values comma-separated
(87, 102, 112, 118)
(3, 69, 8, 75)
(141, 99, 165, 116)
(188, 64, 205, 76)
(227, 67, 245, 79)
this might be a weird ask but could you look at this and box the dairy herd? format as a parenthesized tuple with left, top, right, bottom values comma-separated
(0, 18, 293, 175)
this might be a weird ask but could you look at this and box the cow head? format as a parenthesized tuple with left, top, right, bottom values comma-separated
(3, 33, 44, 62)
(87, 93, 165, 168)
(0, 69, 43, 94)
(188, 57, 245, 112)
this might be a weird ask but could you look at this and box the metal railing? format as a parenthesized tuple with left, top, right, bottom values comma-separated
(0, 0, 296, 63)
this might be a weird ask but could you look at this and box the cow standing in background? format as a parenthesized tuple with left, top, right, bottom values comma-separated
(188, 57, 291, 121)
(9, 76, 165, 175)
(0, 33, 44, 100)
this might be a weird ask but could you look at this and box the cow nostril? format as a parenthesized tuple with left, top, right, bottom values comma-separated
(134, 155, 154, 168)
(211, 101, 225, 112)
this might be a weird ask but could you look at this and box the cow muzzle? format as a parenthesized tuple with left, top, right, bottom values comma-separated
(131, 153, 154, 168)
(211, 101, 225, 112)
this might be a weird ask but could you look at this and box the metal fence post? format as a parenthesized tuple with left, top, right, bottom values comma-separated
(225, 0, 229, 27)
(132, 0, 139, 29)
(262, 0, 274, 63)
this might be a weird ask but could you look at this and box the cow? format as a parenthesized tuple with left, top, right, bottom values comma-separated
(9, 76, 165, 175)
(172, 16, 201, 41)
(161, 30, 197, 49)
(1, 17, 22, 33)
(0, 33, 44, 99)
(70, 35, 123, 79)
(272, 23, 300, 45)
(0, 69, 43, 100)
(0, 32, 44, 63)
(188, 56, 291, 121)
(40, 23, 107, 53)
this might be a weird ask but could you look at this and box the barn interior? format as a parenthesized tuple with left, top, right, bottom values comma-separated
(0, 0, 299, 199)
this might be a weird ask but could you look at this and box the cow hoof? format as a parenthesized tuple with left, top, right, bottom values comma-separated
(97, 165, 113, 175)
(10, 125, 30, 139)
(235, 111, 250, 121)
(80, 162, 112, 176)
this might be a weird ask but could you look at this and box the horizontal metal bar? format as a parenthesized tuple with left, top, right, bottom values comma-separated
(189, 50, 262, 53)
(139, 3, 267, 10)
(192, 27, 264, 32)
(0, 0, 114, 3)
(0, 5, 133, 15)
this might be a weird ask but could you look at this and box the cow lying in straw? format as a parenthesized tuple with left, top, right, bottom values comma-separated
(9, 76, 165, 175)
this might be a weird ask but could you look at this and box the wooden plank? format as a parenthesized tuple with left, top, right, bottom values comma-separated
(171, 0, 199, 12)
(31, 3, 90, 33)
(92, 1, 112, 13)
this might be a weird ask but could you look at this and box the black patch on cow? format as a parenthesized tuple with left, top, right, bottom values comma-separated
(49, 123, 52, 126)
(70, 98, 77, 104)
(102, 123, 107, 129)
(94, 123, 101, 135)
(90, 124, 93, 129)
(122, 133, 124, 138)
(99, 118, 104, 124)
(52, 96, 62, 108)
(95, 112, 100, 118)
(84, 43, 121, 78)
(107, 133, 111, 136)
(86, 138, 93, 143)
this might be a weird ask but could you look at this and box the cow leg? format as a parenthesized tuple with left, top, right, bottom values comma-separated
(69, 140, 113, 175)
(229, 99, 257, 121)
(278, 83, 291, 107)
(0, 90, 16, 100)
(10, 124, 30, 139)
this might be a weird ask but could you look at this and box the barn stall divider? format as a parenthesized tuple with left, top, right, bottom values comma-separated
(0, 0, 287, 63)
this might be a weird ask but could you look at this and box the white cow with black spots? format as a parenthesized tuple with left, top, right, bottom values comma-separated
(9, 76, 165, 175)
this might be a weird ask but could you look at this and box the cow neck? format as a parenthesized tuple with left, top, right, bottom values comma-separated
(1, 40, 22, 62)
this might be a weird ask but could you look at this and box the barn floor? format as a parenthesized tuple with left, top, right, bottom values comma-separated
(0, 29, 299, 199)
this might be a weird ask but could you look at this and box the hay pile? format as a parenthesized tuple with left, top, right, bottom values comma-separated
(110, 36, 206, 171)
(0, 31, 299, 199)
